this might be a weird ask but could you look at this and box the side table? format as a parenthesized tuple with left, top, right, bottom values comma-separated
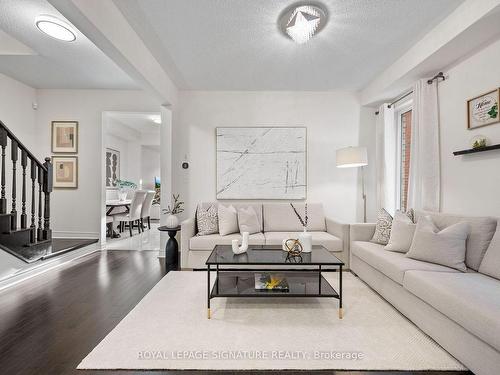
(157, 225, 181, 272)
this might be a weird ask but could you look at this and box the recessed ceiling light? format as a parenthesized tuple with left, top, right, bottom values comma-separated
(279, 4, 327, 44)
(35, 15, 76, 42)
(150, 115, 161, 124)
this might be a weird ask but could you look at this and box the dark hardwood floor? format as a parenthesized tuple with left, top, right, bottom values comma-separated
(0, 250, 472, 375)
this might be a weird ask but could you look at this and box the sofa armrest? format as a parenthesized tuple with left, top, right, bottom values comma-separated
(350, 223, 376, 242)
(325, 217, 349, 252)
(180, 217, 196, 269)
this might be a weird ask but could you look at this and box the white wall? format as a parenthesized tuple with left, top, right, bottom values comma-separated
(141, 146, 160, 191)
(438, 37, 500, 217)
(173, 91, 364, 223)
(35, 89, 161, 238)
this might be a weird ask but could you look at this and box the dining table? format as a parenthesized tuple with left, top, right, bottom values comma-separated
(106, 199, 132, 237)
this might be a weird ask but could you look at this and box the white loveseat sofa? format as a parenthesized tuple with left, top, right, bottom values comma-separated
(181, 202, 349, 269)
(350, 210, 500, 375)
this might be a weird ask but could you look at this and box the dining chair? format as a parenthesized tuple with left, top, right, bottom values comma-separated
(140, 191, 156, 230)
(114, 190, 147, 236)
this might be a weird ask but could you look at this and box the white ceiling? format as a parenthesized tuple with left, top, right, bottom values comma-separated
(115, 0, 465, 91)
(0, 0, 139, 89)
(106, 112, 161, 135)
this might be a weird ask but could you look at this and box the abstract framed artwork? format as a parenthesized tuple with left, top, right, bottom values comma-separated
(52, 156, 78, 189)
(216, 127, 306, 199)
(467, 88, 499, 129)
(105, 148, 120, 189)
(51, 121, 78, 153)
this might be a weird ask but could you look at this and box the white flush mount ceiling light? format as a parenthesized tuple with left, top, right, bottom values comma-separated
(280, 4, 327, 44)
(35, 15, 76, 42)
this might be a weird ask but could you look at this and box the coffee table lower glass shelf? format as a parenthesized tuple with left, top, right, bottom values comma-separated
(210, 271, 339, 298)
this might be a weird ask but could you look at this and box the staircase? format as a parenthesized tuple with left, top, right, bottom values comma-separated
(0, 120, 53, 262)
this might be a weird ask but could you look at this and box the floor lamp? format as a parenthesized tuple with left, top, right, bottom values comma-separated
(336, 146, 368, 223)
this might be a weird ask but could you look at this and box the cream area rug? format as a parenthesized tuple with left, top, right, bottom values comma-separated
(78, 271, 466, 371)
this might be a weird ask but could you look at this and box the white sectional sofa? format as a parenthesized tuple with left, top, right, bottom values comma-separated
(350, 210, 500, 375)
(181, 202, 349, 269)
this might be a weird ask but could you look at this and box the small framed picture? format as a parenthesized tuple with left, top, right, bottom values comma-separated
(52, 121, 78, 153)
(467, 88, 499, 129)
(52, 156, 78, 189)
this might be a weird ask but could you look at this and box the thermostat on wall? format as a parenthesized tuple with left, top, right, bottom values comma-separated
(182, 162, 189, 169)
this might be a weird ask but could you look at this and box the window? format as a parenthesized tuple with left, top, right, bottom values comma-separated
(395, 103, 412, 211)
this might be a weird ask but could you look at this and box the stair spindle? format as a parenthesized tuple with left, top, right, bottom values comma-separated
(37, 166, 43, 241)
(0, 127, 6, 214)
(11, 139, 18, 230)
(30, 159, 36, 243)
(42, 157, 53, 241)
(21, 150, 27, 229)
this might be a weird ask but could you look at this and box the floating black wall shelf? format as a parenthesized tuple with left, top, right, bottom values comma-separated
(453, 144, 500, 156)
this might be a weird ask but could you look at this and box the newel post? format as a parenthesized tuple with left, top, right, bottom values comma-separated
(42, 157, 53, 241)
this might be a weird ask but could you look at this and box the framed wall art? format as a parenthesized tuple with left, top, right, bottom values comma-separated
(467, 88, 499, 129)
(105, 148, 120, 189)
(52, 121, 78, 153)
(216, 127, 307, 199)
(52, 156, 78, 189)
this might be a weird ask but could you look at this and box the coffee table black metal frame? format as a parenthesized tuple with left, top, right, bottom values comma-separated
(205, 245, 344, 320)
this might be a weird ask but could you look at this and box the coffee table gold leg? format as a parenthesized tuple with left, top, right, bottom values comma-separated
(339, 307, 343, 319)
(208, 308, 211, 319)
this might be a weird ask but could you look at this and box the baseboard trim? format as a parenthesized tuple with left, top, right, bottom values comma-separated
(53, 231, 100, 239)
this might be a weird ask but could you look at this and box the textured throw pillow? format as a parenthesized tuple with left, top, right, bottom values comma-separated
(218, 204, 238, 236)
(370, 209, 393, 245)
(385, 210, 416, 253)
(406, 215, 470, 271)
(478, 228, 500, 280)
(237, 206, 260, 234)
(196, 205, 219, 236)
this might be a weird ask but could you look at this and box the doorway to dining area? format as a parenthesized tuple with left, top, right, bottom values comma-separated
(102, 112, 162, 251)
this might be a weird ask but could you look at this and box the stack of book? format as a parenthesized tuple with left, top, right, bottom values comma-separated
(254, 273, 289, 291)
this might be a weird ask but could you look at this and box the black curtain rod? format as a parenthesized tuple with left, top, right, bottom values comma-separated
(374, 72, 445, 115)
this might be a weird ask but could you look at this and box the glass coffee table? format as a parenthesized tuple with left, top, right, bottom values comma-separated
(205, 245, 344, 319)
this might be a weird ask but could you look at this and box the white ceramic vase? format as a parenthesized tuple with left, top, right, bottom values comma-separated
(165, 214, 179, 228)
(118, 191, 127, 201)
(299, 230, 312, 253)
(232, 231, 249, 254)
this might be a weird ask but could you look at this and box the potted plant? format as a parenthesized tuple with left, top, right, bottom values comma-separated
(116, 179, 137, 201)
(163, 194, 184, 228)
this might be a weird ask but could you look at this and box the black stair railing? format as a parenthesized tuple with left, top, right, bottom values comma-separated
(0, 120, 52, 245)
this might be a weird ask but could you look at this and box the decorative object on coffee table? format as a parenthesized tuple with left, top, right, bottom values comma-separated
(163, 193, 184, 228)
(336, 146, 368, 222)
(470, 135, 488, 149)
(231, 231, 249, 254)
(158, 225, 181, 272)
(291, 203, 312, 252)
(283, 238, 303, 256)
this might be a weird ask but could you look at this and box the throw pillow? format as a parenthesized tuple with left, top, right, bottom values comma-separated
(370, 208, 393, 245)
(478, 228, 500, 280)
(406, 215, 469, 271)
(196, 205, 219, 236)
(218, 204, 238, 236)
(385, 210, 416, 253)
(237, 206, 260, 234)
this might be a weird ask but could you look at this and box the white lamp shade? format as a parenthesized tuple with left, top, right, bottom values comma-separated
(336, 146, 368, 168)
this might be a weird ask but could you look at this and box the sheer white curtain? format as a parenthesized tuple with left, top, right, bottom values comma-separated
(375, 103, 396, 215)
(408, 79, 441, 211)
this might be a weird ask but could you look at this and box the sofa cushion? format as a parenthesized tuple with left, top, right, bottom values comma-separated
(404, 270, 500, 352)
(218, 204, 238, 236)
(199, 202, 263, 232)
(189, 233, 265, 251)
(263, 203, 326, 232)
(352, 241, 458, 285)
(237, 206, 260, 234)
(264, 231, 342, 252)
(479, 228, 500, 280)
(415, 210, 497, 271)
